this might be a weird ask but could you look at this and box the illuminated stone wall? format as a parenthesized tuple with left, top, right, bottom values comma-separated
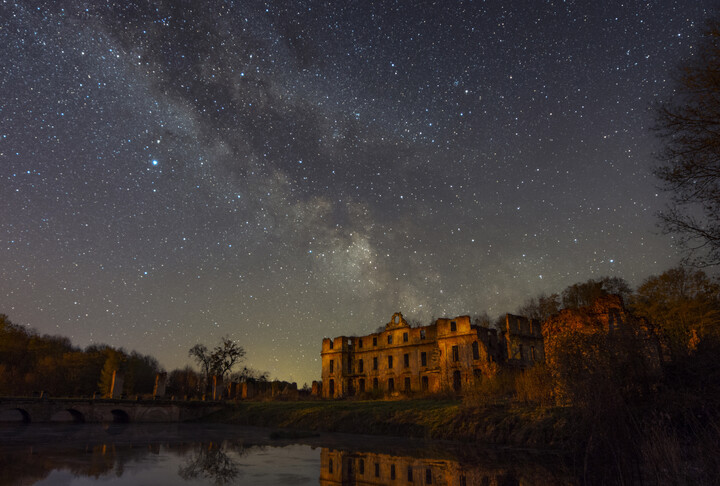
(321, 313, 509, 399)
(504, 314, 545, 368)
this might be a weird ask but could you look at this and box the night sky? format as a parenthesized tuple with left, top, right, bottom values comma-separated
(2, 1, 717, 386)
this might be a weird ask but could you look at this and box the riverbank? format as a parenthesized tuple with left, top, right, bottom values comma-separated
(202, 399, 575, 449)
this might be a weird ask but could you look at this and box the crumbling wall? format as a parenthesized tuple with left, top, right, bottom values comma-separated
(504, 314, 544, 368)
(321, 313, 503, 398)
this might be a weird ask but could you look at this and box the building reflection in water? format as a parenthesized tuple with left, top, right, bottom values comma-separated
(320, 448, 564, 486)
(0, 424, 572, 485)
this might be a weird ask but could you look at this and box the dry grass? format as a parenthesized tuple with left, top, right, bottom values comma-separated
(201, 398, 572, 447)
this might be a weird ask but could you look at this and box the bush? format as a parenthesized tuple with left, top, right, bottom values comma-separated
(514, 364, 554, 406)
(462, 370, 518, 408)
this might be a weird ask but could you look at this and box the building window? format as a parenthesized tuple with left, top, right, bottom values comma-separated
(390, 464, 396, 480)
(373, 377, 378, 389)
(403, 332, 408, 342)
(329, 379, 334, 396)
(422, 376, 429, 391)
(388, 355, 393, 369)
(373, 336, 377, 346)
(450, 321, 457, 331)
(359, 379, 365, 393)
(388, 334, 393, 344)
(531, 346, 536, 361)
(373, 357, 378, 370)
(407, 466, 413, 481)
(375, 463, 380, 477)
(358, 359, 364, 372)
(329, 359, 334, 373)
(426, 468, 433, 484)
(358, 339, 363, 348)
(519, 344, 524, 360)
(404, 377, 411, 391)
(359, 459, 364, 475)
(388, 378, 395, 392)
(473, 368, 482, 379)
(329, 340, 334, 349)
(420, 329, 426, 339)
(329, 459, 333, 473)
(421, 352, 427, 367)
(472, 341, 480, 360)
(452, 345, 459, 362)
(348, 359, 353, 374)
(404, 353, 409, 367)
(453, 370, 461, 392)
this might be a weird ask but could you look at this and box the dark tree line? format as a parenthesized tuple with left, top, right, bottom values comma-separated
(0, 314, 161, 397)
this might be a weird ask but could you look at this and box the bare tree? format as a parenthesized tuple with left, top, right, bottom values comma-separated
(561, 277, 632, 309)
(210, 337, 245, 379)
(654, 20, 720, 266)
(516, 294, 560, 322)
(189, 343, 213, 389)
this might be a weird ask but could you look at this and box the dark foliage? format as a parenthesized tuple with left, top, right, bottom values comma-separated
(0, 314, 161, 397)
(654, 20, 720, 266)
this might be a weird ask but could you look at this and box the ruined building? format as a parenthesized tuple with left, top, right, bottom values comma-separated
(320, 312, 544, 398)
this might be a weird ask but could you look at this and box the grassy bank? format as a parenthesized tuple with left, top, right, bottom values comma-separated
(202, 399, 574, 449)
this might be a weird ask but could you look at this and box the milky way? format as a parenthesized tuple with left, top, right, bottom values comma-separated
(2, 1, 717, 385)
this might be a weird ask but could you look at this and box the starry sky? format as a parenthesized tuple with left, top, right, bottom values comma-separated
(2, 1, 717, 386)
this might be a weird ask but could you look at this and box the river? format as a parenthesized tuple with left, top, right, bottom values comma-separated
(0, 423, 573, 485)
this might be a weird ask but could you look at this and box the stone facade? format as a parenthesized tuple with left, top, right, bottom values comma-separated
(321, 312, 544, 399)
(504, 314, 545, 367)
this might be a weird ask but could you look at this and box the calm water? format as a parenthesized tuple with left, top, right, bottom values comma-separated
(0, 423, 573, 485)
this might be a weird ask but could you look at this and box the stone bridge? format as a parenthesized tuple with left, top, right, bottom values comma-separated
(0, 397, 224, 423)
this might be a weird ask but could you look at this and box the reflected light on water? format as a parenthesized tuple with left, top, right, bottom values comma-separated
(0, 424, 572, 485)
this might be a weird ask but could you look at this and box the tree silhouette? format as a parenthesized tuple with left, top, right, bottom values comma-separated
(654, 20, 720, 266)
(189, 337, 245, 392)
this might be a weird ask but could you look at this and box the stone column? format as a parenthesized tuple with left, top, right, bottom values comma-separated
(212, 375, 223, 400)
(153, 372, 167, 398)
(110, 370, 124, 399)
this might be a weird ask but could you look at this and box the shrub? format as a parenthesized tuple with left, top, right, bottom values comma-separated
(462, 370, 518, 408)
(514, 364, 554, 406)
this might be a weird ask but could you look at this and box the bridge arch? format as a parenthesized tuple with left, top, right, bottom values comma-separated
(110, 409, 130, 423)
(0, 408, 31, 423)
(51, 409, 85, 423)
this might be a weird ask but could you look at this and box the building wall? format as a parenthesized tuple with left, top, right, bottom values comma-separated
(321, 313, 507, 398)
(504, 314, 545, 368)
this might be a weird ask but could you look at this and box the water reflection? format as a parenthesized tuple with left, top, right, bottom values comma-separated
(0, 423, 572, 485)
(320, 448, 570, 486)
(178, 441, 247, 485)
